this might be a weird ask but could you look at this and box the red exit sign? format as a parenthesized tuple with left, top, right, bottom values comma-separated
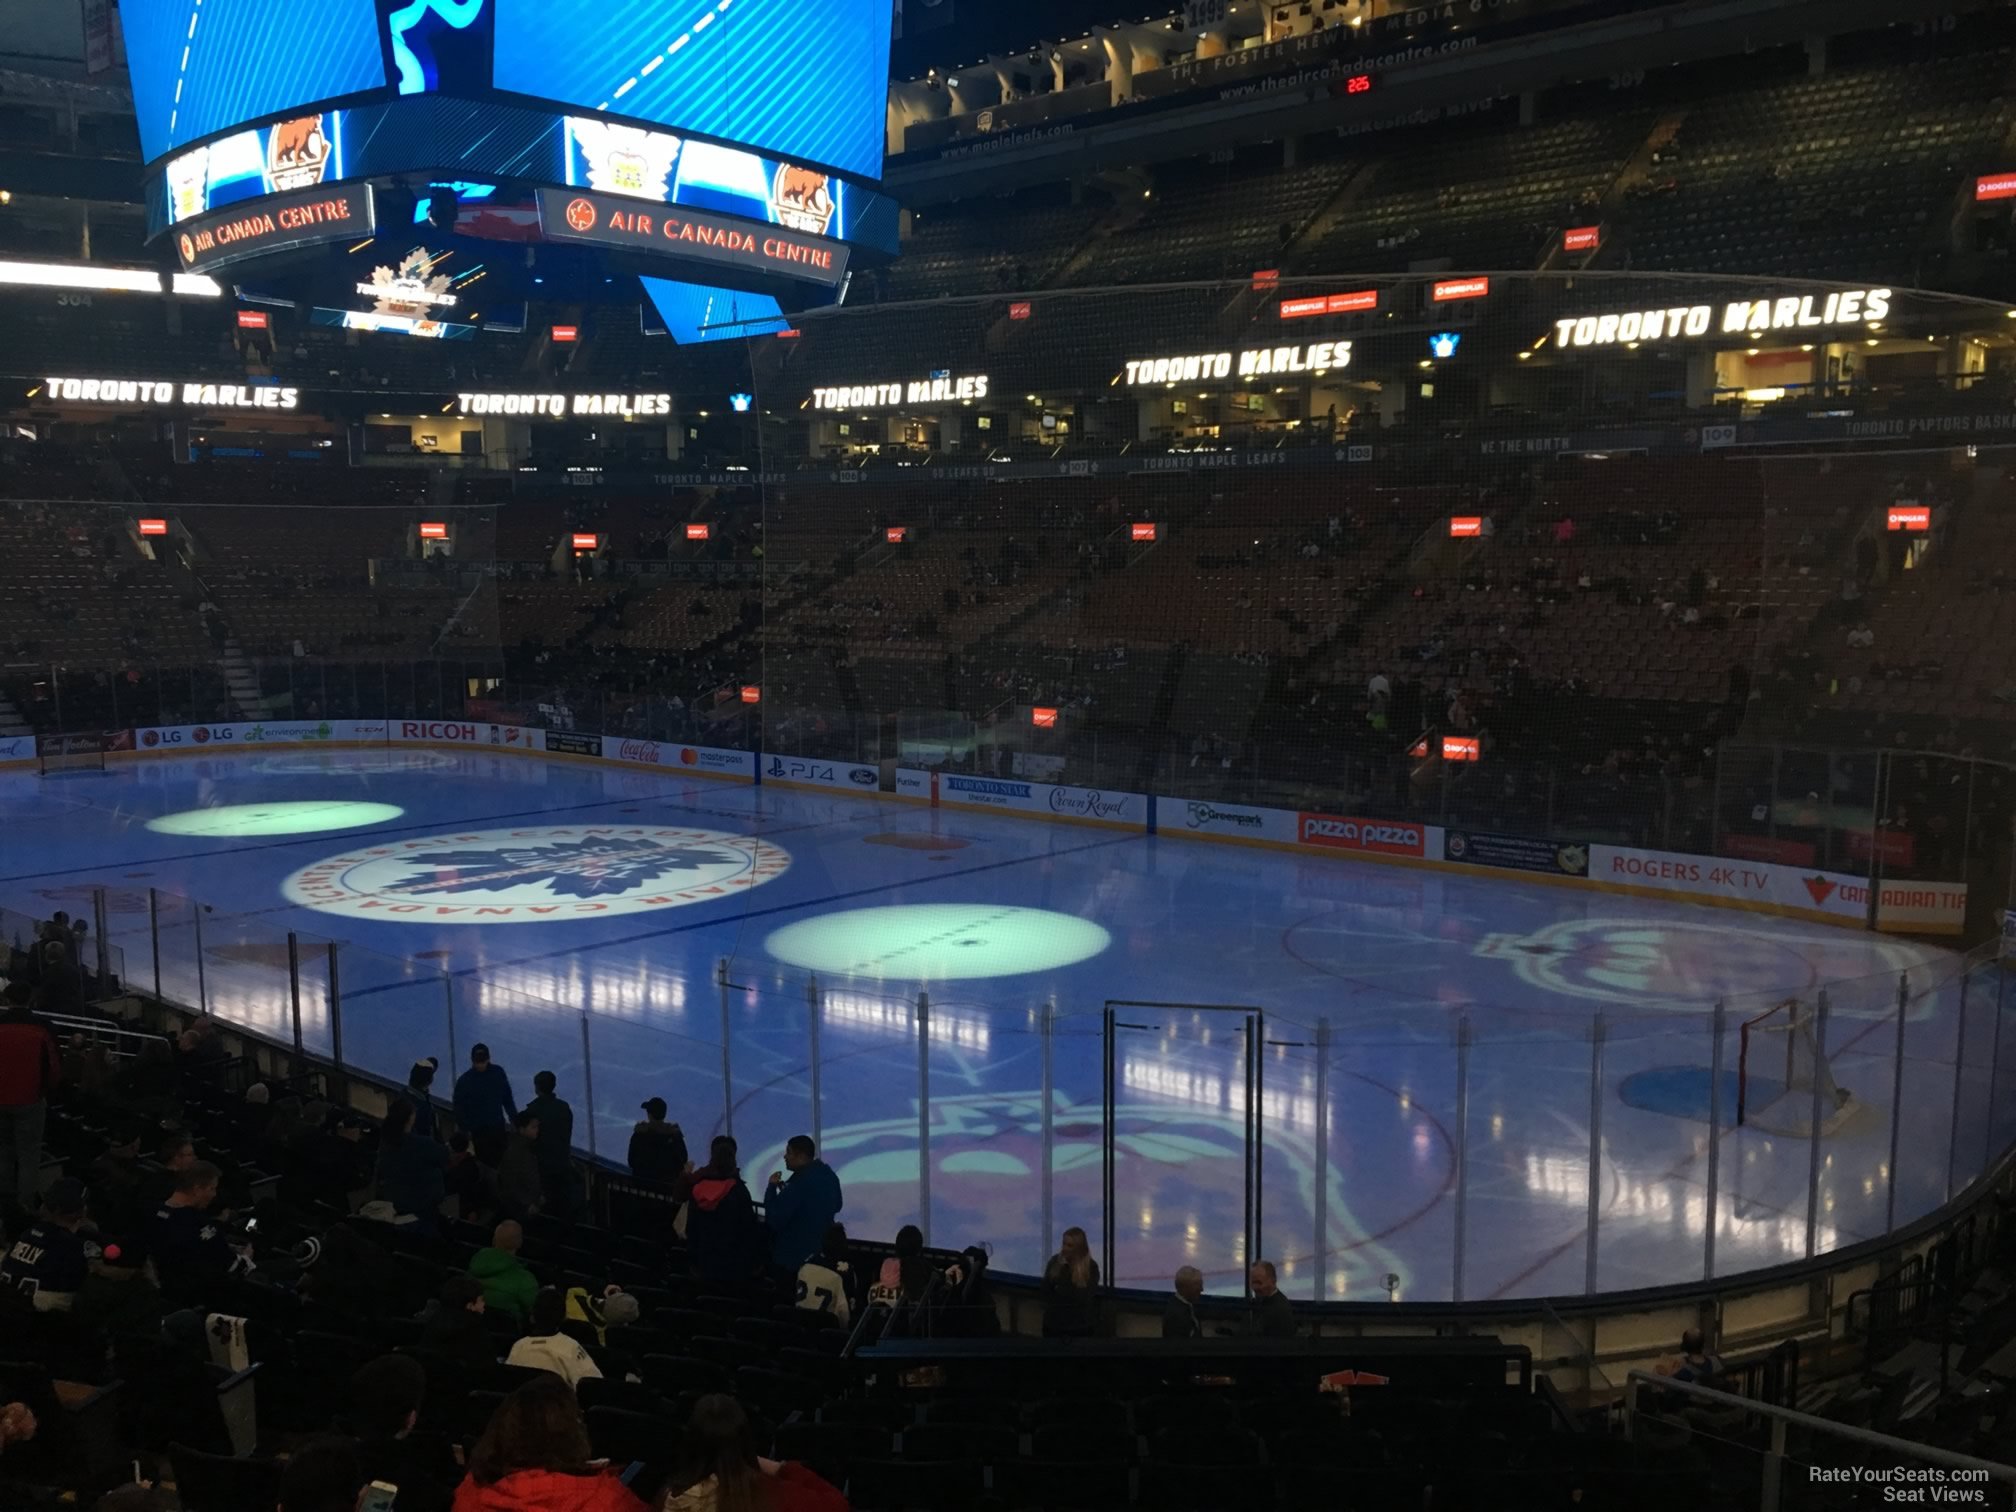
(1130, 522, 1157, 542)
(571, 533, 599, 550)
(886, 526, 908, 543)
(740, 685, 761, 704)
(685, 523, 711, 540)
(137, 518, 168, 537)
(1032, 707, 1058, 728)
(418, 522, 449, 540)
(1449, 516, 1482, 538)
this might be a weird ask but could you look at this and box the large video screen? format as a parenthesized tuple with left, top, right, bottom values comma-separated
(641, 276, 787, 343)
(125, 0, 387, 163)
(492, 0, 891, 181)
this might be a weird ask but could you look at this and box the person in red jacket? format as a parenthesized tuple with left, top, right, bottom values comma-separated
(659, 1394, 848, 1512)
(453, 1377, 645, 1512)
(0, 999, 61, 1215)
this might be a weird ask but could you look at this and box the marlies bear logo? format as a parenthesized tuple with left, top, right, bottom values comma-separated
(771, 164, 835, 236)
(267, 114, 332, 192)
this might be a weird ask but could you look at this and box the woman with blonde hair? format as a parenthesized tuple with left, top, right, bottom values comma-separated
(1040, 1226, 1101, 1337)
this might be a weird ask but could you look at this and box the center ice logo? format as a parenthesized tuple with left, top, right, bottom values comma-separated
(283, 824, 790, 922)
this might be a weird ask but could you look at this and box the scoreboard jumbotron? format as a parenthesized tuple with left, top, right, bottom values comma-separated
(128, 0, 896, 324)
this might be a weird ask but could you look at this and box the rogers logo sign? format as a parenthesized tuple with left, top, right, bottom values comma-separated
(402, 722, 478, 741)
(1298, 814, 1425, 856)
(620, 741, 661, 764)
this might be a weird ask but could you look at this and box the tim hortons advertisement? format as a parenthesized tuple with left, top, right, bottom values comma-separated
(1296, 813, 1428, 858)
(1155, 796, 1298, 844)
(1589, 845, 1966, 933)
(764, 753, 884, 792)
(601, 737, 755, 779)
(390, 721, 544, 751)
(936, 774, 1146, 828)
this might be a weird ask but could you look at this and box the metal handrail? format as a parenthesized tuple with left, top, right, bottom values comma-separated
(1624, 1370, 2016, 1482)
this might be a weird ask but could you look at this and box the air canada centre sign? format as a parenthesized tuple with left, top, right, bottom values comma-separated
(535, 187, 849, 289)
(175, 183, 376, 273)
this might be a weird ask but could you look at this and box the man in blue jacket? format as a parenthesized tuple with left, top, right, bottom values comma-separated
(452, 1044, 516, 1164)
(764, 1134, 843, 1274)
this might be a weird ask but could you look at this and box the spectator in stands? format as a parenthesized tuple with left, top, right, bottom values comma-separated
(763, 1135, 842, 1275)
(421, 1274, 496, 1368)
(468, 1219, 539, 1322)
(660, 1393, 847, 1512)
(525, 1071, 577, 1217)
(346, 1355, 459, 1512)
(627, 1097, 687, 1186)
(795, 1223, 858, 1329)
(1668, 1327, 1726, 1388)
(375, 1096, 449, 1234)
(405, 1058, 441, 1139)
(443, 1131, 489, 1220)
(279, 1437, 366, 1512)
(1163, 1265, 1204, 1339)
(455, 1376, 646, 1512)
(496, 1109, 545, 1220)
(140, 1160, 238, 1309)
(563, 1284, 639, 1353)
(140, 1132, 197, 1217)
(0, 1176, 89, 1311)
(453, 1044, 517, 1164)
(1040, 1227, 1101, 1338)
(507, 1286, 603, 1391)
(0, 993, 61, 1215)
(678, 1135, 760, 1285)
(0, 1400, 36, 1459)
(1247, 1260, 1295, 1338)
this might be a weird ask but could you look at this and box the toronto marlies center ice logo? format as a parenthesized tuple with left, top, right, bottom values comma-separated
(284, 825, 790, 922)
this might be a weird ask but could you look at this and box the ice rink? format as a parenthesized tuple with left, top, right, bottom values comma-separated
(3, 745, 2002, 1302)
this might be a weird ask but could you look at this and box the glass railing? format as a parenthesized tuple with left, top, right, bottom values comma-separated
(60, 871, 2014, 1302)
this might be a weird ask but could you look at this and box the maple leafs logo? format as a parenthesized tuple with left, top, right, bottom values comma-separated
(394, 836, 741, 899)
(367, 249, 454, 317)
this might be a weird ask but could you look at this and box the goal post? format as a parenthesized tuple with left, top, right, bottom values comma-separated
(1738, 998, 1854, 1136)
(37, 732, 110, 776)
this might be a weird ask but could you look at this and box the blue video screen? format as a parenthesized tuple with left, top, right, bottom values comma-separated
(640, 277, 787, 343)
(492, 0, 891, 181)
(124, 0, 387, 162)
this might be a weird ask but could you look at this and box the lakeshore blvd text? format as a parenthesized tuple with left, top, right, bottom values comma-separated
(1807, 1465, 2001, 1506)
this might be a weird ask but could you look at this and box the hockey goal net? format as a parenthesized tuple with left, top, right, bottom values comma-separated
(1738, 999, 1854, 1136)
(38, 732, 109, 776)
